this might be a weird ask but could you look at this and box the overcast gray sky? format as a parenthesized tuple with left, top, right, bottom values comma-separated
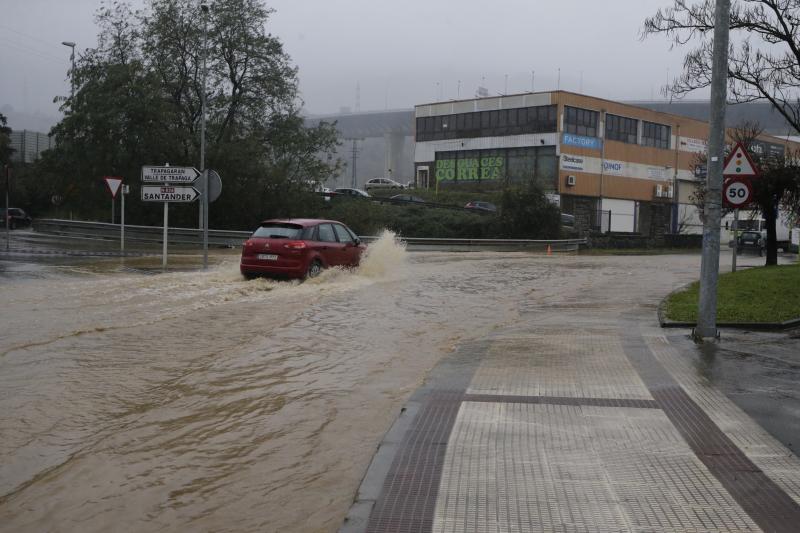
(1, 0, 695, 130)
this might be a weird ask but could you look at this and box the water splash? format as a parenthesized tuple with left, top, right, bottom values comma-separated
(357, 230, 407, 279)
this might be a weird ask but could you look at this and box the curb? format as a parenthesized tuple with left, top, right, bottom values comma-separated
(659, 318, 800, 330)
(658, 283, 800, 331)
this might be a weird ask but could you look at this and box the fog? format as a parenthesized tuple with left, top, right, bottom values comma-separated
(1, 0, 694, 131)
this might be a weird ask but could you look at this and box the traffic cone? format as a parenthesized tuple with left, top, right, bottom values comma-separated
(546, 244, 552, 256)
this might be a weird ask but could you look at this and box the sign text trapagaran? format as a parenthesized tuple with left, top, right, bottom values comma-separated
(141, 166, 200, 183)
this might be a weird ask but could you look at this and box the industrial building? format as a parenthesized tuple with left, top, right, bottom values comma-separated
(413, 91, 799, 236)
(9, 130, 55, 164)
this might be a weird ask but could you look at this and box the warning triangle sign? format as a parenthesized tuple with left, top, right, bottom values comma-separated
(103, 176, 123, 198)
(723, 142, 760, 177)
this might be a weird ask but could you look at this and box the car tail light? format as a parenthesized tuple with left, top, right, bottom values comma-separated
(284, 241, 307, 250)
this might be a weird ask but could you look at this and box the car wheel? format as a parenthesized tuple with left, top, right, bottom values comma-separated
(306, 259, 323, 279)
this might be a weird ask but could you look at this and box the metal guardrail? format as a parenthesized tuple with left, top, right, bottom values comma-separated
(33, 219, 251, 247)
(32, 219, 586, 251)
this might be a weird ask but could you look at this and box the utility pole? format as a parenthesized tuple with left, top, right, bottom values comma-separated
(61, 41, 76, 100)
(200, 3, 210, 269)
(350, 140, 359, 188)
(696, 0, 731, 340)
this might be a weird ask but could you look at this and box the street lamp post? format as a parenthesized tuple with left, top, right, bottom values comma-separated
(696, 0, 731, 340)
(200, 3, 209, 269)
(61, 41, 76, 100)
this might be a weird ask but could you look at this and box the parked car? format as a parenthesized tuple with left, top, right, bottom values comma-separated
(240, 219, 365, 280)
(464, 201, 497, 213)
(390, 194, 425, 203)
(365, 178, 405, 190)
(334, 187, 371, 198)
(736, 230, 765, 256)
(560, 213, 576, 227)
(0, 207, 32, 229)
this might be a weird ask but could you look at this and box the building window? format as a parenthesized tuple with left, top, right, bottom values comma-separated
(415, 105, 557, 142)
(564, 106, 598, 137)
(642, 121, 671, 149)
(605, 114, 638, 144)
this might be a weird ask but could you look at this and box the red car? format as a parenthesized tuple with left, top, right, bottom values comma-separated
(240, 219, 365, 279)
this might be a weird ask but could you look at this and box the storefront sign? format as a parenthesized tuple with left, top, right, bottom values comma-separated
(647, 167, 667, 180)
(694, 164, 707, 179)
(560, 155, 585, 171)
(750, 140, 785, 162)
(435, 159, 456, 181)
(678, 136, 707, 154)
(562, 133, 602, 150)
(436, 156, 504, 182)
(602, 159, 626, 176)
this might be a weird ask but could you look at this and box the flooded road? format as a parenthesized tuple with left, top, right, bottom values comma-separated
(0, 233, 554, 532)
(0, 235, 790, 532)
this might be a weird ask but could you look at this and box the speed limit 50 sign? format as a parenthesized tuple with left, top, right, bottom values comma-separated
(723, 177, 753, 208)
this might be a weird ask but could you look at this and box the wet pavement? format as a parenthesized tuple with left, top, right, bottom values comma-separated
(345, 251, 800, 533)
(2, 231, 799, 532)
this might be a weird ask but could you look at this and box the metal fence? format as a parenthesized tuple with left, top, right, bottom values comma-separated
(32, 219, 586, 252)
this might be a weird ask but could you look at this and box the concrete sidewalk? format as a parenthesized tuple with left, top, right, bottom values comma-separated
(342, 302, 800, 532)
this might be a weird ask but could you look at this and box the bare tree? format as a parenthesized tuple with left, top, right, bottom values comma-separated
(643, 0, 800, 134)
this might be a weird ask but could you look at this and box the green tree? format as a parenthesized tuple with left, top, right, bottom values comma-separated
(0, 112, 12, 166)
(497, 183, 561, 239)
(39, 0, 340, 228)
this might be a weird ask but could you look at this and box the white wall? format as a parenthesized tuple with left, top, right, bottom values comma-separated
(601, 198, 636, 232)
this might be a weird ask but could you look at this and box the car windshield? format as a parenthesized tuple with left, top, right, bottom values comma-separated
(252, 224, 304, 239)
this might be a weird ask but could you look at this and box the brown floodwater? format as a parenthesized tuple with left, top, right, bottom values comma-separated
(1, 232, 568, 532)
(4, 233, 784, 532)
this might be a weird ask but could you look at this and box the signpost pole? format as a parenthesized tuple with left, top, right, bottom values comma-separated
(731, 209, 738, 272)
(4, 165, 10, 252)
(162, 202, 168, 269)
(203, 171, 209, 269)
(121, 185, 126, 253)
(111, 197, 115, 224)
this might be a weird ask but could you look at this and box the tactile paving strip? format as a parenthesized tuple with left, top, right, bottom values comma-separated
(432, 402, 761, 533)
(366, 392, 464, 533)
(362, 326, 800, 533)
(621, 326, 800, 532)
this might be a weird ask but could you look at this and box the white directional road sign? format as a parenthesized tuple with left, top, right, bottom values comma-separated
(141, 185, 200, 202)
(141, 165, 200, 183)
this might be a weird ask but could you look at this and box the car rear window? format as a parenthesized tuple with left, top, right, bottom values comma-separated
(252, 224, 306, 239)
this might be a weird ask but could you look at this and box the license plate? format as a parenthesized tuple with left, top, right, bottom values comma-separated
(257, 253, 278, 261)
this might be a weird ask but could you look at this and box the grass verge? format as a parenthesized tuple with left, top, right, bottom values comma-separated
(663, 265, 800, 323)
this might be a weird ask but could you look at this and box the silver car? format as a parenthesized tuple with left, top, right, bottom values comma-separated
(365, 178, 405, 190)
